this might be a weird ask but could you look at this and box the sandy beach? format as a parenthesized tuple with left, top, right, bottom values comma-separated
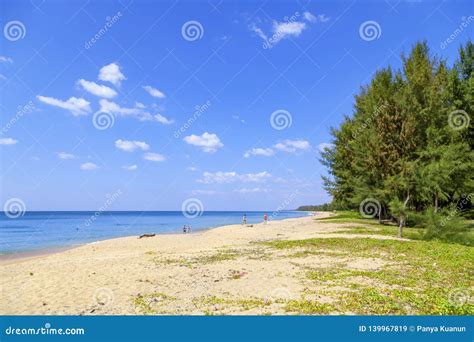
(0, 213, 410, 315)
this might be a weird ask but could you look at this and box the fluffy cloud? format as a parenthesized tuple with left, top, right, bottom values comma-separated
(115, 139, 149, 152)
(122, 164, 138, 171)
(143, 85, 165, 98)
(98, 63, 126, 86)
(243, 147, 274, 158)
(99, 100, 173, 124)
(250, 12, 329, 47)
(0, 138, 18, 145)
(0, 56, 13, 63)
(77, 79, 117, 98)
(154, 113, 174, 124)
(143, 152, 165, 162)
(80, 162, 98, 170)
(198, 171, 272, 184)
(37, 95, 91, 116)
(274, 139, 311, 153)
(183, 132, 223, 153)
(57, 152, 75, 159)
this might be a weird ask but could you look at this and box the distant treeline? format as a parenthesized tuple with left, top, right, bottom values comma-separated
(297, 204, 337, 211)
(320, 41, 473, 242)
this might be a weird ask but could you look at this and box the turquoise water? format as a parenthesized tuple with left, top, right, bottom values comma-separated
(0, 211, 308, 253)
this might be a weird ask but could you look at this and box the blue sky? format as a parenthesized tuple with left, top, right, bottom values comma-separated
(0, 0, 472, 211)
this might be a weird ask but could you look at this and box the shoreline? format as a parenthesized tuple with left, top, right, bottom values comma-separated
(0, 212, 425, 315)
(0, 213, 314, 264)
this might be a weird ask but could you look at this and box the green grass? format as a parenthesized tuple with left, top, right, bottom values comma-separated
(261, 237, 473, 315)
(193, 296, 271, 312)
(133, 292, 176, 314)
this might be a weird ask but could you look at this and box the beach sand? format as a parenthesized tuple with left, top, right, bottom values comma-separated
(0, 213, 404, 315)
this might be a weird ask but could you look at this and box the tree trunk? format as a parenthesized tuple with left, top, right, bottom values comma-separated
(398, 191, 410, 238)
(434, 193, 438, 213)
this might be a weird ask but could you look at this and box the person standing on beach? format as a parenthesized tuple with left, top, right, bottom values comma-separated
(242, 214, 247, 225)
(263, 213, 268, 224)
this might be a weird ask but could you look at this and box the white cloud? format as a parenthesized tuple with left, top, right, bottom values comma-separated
(303, 11, 317, 23)
(316, 14, 330, 23)
(135, 102, 145, 109)
(0, 56, 13, 63)
(183, 132, 223, 153)
(98, 63, 126, 86)
(244, 147, 274, 158)
(198, 171, 272, 184)
(154, 113, 174, 124)
(57, 152, 75, 159)
(186, 166, 198, 172)
(115, 139, 150, 152)
(37, 95, 91, 116)
(77, 79, 117, 98)
(249, 23, 268, 41)
(99, 99, 173, 124)
(0, 138, 18, 145)
(143, 152, 165, 162)
(122, 164, 138, 171)
(80, 162, 98, 170)
(274, 139, 311, 153)
(318, 142, 334, 152)
(143, 85, 166, 98)
(272, 21, 306, 42)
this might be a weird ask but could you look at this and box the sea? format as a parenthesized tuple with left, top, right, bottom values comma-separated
(0, 211, 309, 254)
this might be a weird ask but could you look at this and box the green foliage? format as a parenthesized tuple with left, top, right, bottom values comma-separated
(321, 40, 474, 241)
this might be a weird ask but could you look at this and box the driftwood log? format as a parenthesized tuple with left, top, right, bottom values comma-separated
(138, 233, 156, 239)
